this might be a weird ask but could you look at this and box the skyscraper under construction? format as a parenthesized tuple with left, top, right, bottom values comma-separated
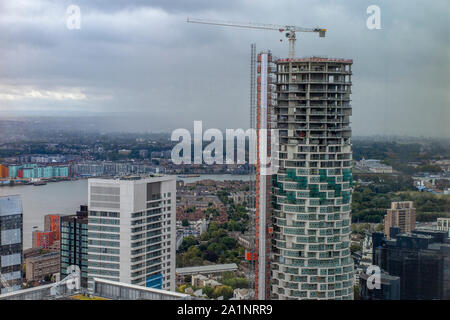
(253, 52, 354, 300)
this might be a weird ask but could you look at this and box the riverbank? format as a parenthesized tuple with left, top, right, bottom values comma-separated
(0, 174, 250, 248)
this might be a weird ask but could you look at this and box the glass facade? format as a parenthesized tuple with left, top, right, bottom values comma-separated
(0, 195, 23, 293)
(60, 206, 88, 288)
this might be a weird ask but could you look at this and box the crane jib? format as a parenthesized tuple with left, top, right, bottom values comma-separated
(186, 17, 326, 58)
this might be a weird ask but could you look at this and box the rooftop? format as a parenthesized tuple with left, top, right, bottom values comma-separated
(89, 174, 174, 184)
(176, 263, 238, 275)
(93, 278, 190, 300)
(26, 251, 59, 262)
(276, 57, 353, 63)
(0, 277, 190, 300)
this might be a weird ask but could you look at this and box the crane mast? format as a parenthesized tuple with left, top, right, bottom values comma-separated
(186, 17, 326, 58)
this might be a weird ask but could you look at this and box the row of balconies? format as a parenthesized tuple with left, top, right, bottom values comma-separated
(276, 104, 351, 109)
(277, 79, 352, 85)
(277, 69, 352, 75)
(278, 94, 351, 101)
(276, 112, 350, 121)
(279, 131, 349, 140)
(278, 88, 351, 94)
(275, 115, 350, 124)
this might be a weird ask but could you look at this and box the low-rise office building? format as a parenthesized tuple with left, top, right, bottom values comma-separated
(25, 251, 60, 282)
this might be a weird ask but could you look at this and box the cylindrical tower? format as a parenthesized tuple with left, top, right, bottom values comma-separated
(270, 57, 354, 300)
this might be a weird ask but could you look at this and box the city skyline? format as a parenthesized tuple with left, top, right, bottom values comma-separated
(0, 0, 449, 304)
(0, 0, 449, 137)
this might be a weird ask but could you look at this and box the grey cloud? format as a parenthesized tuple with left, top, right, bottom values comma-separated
(0, 0, 448, 137)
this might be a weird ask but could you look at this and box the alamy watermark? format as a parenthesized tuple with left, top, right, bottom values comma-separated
(171, 121, 279, 175)
(366, 5, 382, 30)
(365, 265, 381, 290)
(50, 265, 80, 295)
(66, 5, 81, 30)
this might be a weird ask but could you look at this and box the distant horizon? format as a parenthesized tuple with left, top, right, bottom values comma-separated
(0, 114, 449, 141)
(1, 1, 448, 139)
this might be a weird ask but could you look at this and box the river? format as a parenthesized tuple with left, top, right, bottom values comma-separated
(0, 174, 250, 248)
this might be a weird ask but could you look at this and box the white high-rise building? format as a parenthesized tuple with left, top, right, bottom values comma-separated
(87, 176, 176, 291)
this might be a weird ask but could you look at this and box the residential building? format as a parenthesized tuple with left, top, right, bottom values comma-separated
(356, 159, 392, 173)
(31, 214, 62, 250)
(176, 263, 238, 282)
(25, 251, 60, 282)
(230, 192, 248, 205)
(49, 240, 60, 251)
(233, 288, 252, 300)
(437, 217, 450, 236)
(191, 274, 221, 288)
(0, 195, 23, 293)
(73, 161, 157, 177)
(139, 150, 149, 158)
(45, 214, 61, 241)
(0, 164, 8, 178)
(176, 219, 208, 240)
(5, 164, 69, 179)
(87, 176, 176, 292)
(384, 201, 416, 239)
(256, 53, 354, 299)
(23, 248, 42, 261)
(60, 205, 88, 288)
(32, 230, 56, 250)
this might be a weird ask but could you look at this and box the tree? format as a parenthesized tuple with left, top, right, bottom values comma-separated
(222, 276, 249, 289)
(200, 232, 209, 241)
(203, 286, 214, 298)
(178, 246, 204, 267)
(220, 237, 237, 250)
(350, 243, 362, 253)
(178, 284, 188, 293)
(179, 236, 198, 252)
(353, 285, 360, 300)
(204, 250, 218, 262)
(213, 285, 234, 300)
(181, 219, 189, 227)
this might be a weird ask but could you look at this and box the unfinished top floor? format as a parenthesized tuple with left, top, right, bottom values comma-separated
(276, 57, 353, 74)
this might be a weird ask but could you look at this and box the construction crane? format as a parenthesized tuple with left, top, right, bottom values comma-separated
(186, 17, 326, 58)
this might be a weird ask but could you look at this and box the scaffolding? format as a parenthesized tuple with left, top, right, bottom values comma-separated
(247, 43, 257, 297)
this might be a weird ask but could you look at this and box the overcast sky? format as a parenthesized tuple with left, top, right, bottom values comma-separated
(0, 0, 448, 137)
